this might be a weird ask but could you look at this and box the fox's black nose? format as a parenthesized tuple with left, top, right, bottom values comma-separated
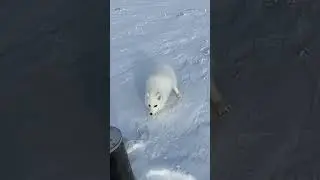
(149, 113, 153, 115)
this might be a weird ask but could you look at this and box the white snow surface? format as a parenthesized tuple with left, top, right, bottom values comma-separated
(110, 0, 210, 179)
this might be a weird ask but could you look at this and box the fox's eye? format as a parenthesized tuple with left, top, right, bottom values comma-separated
(148, 104, 151, 107)
(154, 105, 158, 107)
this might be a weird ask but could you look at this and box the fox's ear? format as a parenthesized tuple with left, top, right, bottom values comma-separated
(156, 92, 161, 100)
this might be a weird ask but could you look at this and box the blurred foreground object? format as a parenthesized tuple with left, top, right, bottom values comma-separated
(211, 80, 231, 121)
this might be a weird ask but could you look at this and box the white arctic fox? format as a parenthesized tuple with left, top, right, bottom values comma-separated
(145, 64, 181, 116)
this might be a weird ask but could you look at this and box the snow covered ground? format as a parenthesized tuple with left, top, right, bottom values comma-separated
(110, 0, 210, 179)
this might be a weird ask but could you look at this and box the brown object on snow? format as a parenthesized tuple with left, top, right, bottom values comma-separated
(211, 79, 231, 122)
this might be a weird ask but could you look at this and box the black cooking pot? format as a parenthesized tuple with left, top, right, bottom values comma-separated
(110, 126, 136, 180)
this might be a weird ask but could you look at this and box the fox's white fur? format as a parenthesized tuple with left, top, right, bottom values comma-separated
(145, 64, 181, 116)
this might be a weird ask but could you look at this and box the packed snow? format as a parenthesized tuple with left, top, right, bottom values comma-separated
(110, 0, 210, 179)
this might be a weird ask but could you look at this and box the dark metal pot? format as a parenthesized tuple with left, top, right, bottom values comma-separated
(110, 126, 136, 180)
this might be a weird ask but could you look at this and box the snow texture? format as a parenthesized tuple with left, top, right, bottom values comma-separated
(110, 0, 210, 179)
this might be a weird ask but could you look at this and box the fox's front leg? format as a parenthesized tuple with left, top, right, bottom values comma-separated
(173, 86, 181, 98)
